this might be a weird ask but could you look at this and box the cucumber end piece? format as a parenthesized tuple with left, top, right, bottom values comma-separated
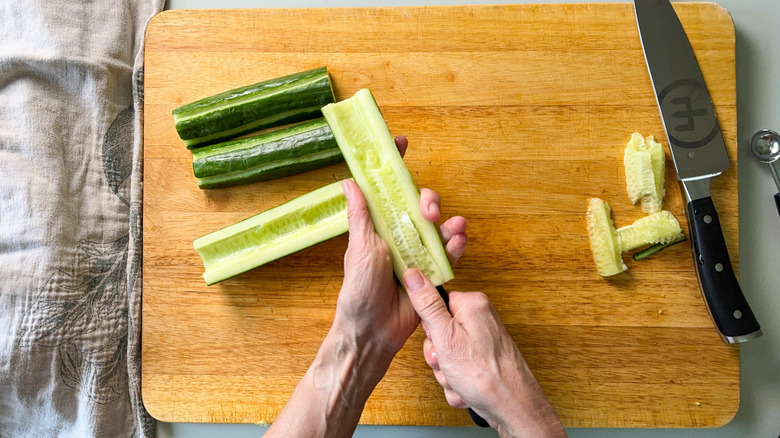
(586, 198, 627, 277)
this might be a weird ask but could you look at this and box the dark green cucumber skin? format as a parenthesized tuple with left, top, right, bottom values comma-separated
(192, 118, 343, 189)
(173, 67, 334, 148)
(633, 236, 687, 261)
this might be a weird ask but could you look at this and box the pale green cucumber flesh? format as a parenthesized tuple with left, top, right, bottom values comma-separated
(192, 118, 343, 189)
(173, 67, 335, 149)
(194, 180, 348, 285)
(321, 89, 454, 286)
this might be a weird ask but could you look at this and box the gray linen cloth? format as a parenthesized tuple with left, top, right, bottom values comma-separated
(0, 1, 163, 436)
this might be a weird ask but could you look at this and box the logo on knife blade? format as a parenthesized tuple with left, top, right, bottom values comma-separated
(669, 96, 707, 132)
(658, 79, 719, 149)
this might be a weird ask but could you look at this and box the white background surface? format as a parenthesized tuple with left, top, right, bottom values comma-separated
(156, 1, 780, 436)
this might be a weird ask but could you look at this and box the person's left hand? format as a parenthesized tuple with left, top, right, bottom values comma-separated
(332, 136, 468, 360)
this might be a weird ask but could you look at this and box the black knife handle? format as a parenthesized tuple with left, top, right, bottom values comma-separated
(775, 193, 780, 218)
(687, 197, 761, 342)
(435, 286, 490, 428)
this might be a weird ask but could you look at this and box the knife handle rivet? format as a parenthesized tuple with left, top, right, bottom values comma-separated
(715, 263, 724, 272)
(734, 310, 743, 319)
(703, 214, 712, 224)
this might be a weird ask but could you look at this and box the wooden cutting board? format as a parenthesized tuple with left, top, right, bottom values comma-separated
(142, 3, 741, 427)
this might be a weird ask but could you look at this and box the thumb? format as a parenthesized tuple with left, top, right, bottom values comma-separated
(342, 179, 374, 243)
(403, 268, 452, 337)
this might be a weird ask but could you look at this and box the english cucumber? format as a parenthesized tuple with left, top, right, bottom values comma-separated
(192, 118, 343, 189)
(321, 89, 454, 286)
(173, 67, 335, 149)
(194, 180, 349, 285)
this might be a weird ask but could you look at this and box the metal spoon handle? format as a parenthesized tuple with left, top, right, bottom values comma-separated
(775, 193, 780, 218)
(769, 161, 780, 192)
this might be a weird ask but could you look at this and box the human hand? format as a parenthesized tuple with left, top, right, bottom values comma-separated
(267, 136, 468, 438)
(402, 270, 566, 438)
(331, 136, 468, 361)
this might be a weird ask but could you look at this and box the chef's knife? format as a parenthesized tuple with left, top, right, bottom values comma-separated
(436, 285, 490, 427)
(633, 0, 761, 343)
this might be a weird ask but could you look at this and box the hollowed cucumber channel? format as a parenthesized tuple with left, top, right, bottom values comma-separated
(194, 180, 348, 285)
(322, 89, 454, 286)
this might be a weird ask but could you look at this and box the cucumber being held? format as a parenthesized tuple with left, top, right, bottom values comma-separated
(322, 89, 454, 286)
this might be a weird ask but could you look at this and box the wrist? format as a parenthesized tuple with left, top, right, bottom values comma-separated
(330, 311, 401, 363)
(490, 354, 566, 438)
(311, 323, 396, 403)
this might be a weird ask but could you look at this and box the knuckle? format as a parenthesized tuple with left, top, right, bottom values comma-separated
(444, 390, 467, 409)
(469, 292, 492, 311)
(416, 293, 442, 317)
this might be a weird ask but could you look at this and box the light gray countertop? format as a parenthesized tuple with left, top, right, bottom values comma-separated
(156, 1, 780, 437)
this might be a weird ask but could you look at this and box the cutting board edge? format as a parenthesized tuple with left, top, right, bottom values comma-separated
(141, 2, 741, 427)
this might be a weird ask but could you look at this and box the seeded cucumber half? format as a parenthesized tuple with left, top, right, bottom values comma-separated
(321, 89, 454, 286)
(194, 180, 349, 285)
(173, 67, 335, 149)
(192, 118, 343, 189)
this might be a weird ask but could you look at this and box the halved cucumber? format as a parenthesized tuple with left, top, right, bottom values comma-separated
(586, 198, 626, 277)
(623, 134, 655, 205)
(624, 132, 665, 213)
(192, 118, 343, 189)
(617, 210, 683, 252)
(322, 89, 454, 286)
(173, 67, 335, 149)
(194, 180, 349, 285)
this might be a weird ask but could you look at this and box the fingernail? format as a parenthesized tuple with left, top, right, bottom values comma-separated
(403, 269, 425, 292)
(429, 202, 440, 218)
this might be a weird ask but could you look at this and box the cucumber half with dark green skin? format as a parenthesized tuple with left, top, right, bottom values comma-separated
(192, 118, 343, 189)
(322, 89, 454, 286)
(194, 180, 349, 285)
(173, 67, 335, 149)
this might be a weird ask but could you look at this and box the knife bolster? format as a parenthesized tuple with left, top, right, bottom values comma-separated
(680, 178, 712, 204)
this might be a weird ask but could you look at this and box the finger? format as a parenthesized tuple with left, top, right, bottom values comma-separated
(420, 320, 431, 338)
(394, 135, 408, 158)
(444, 233, 467, 265)
(444, 389, 468, 409)
(403, 268, 453, 338)
(434, 368, 451, 390)
(447, 291, 491, 320)
(342, 180, 374, 243)
(423, 337, 440, 370)
(440, 216, 466, 241)
(419, 188, 441, 222)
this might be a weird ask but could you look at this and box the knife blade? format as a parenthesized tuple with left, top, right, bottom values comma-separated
(633, 0, 762, 343)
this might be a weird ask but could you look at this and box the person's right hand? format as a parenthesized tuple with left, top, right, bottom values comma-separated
(402, 269, 567, 438)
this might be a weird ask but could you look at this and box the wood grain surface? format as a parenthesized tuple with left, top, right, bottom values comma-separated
(142, 3, 741, 427)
